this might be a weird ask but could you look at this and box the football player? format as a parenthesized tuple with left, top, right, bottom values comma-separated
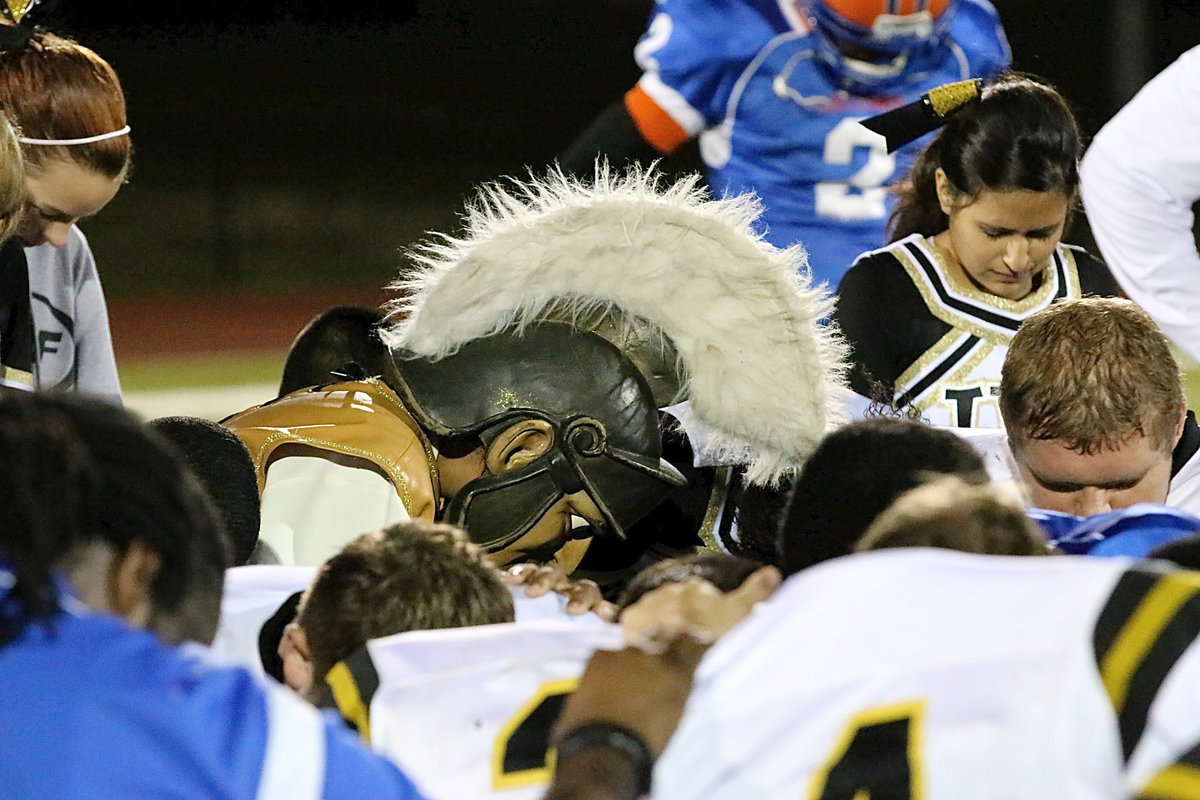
(648, 550, 1200, 799)
(209, 528, 611, 681)
(1000, 298, 1200, 517)
(853, 475, 1049, 555)
(0, 390, 428, 799)
(561, 0, 1010, 288)
(544, 507, 1200, 800)
(312, 559, 778, 800)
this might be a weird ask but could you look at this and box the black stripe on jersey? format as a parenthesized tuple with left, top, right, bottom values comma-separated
(343, 647, 381, 704)
(903, 242, 1022, 332)
(1093, 566, 1200, 761)
(1051, 250, 1069, 301)
(1116, 591, 1200, 761)
(894, 334, 980, 408)
(1093, 569, 1159, 659)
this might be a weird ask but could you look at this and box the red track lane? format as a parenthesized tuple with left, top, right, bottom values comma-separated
(108, 287, 392, 361)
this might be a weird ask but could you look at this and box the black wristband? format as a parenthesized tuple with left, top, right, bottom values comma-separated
(555, 721, 654, 797)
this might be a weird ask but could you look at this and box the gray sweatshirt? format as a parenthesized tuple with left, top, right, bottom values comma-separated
(26, 226, 122, 405)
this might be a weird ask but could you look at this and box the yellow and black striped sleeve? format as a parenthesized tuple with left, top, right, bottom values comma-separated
(1134, 740, 1200, 800)
(1093, 565, 1200, 763)
(321, 646, 382, 744)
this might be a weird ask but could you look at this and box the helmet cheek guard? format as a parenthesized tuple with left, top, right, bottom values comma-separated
(443, 419, 681, 553)
(442, 451, 577, 553)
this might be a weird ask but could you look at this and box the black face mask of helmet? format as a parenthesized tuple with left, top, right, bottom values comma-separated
(388, 323, 687, 554)
(443, 416, 681, 554)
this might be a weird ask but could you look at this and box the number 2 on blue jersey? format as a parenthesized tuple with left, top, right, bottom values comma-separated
(815, 119, 896, 222)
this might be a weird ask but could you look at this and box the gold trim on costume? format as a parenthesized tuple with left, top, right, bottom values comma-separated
(917, 339, 997, 413)
(925, 239, 1058, 313)
(1059, 246, 1082, 295)
(3, 0, 35, 23)
(0, 365, 33, 387)
(357, 378, 440, 480)
(895, 328, 973, 397)
(892, 237, 1076, 346)
(697, 466, 731, 553)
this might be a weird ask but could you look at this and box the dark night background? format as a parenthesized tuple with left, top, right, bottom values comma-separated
(45, 1, 1200, 299)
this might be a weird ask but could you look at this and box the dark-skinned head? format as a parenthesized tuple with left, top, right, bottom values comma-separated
(778, 418, 988, 576)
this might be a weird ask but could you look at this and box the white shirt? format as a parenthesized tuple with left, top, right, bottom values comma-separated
(656, 549, 1200, 799)
(210, 565, 316, 676)
(258, 457, 412, 566)
(210, 566, 606, 676)
(25, 227, 121, 404)
(1081, 44, 1200, 362)
(347, 621, 622, 800)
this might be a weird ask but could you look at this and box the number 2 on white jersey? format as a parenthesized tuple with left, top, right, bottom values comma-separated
(815, 118, 896, 222)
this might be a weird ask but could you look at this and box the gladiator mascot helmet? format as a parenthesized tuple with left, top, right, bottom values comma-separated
(384, 165, 849, 552)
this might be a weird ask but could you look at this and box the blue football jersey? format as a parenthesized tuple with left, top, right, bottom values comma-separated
(1032, 504, 1200, 559)
(0, 574, 427, 800)
(632, 0, 1010, 289)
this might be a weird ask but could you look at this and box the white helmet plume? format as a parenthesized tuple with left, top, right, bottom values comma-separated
(383, 164, 850, 485)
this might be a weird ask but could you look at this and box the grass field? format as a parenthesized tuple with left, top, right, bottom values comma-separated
(119, 346, 1200, 424)
(121, 352, 281, 422)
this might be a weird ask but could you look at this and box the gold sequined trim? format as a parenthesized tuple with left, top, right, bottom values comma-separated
(928, 79, 980, 117)
(893, 237, 1062, 346)
(355, 378, 440, 490)
(697, 466, 731, 553)
(4, 0, 36, 23)
(914, 338, 996, 412)
(0, 365, 33, 387)
(921, 237, 1060, 312)
(1059, 247, 1082, 295)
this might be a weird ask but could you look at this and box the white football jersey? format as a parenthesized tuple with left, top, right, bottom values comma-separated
(210, 563, 604, 678)
(510, 591, 610, 627)
(324, 621, 622, 800)
(655, 549, 1200, 799)
(210, 565, 316, 675)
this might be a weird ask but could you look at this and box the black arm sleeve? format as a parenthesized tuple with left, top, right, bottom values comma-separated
(558, 98, 666, 179)
(833, 253, 939, 400)
(1071, 246, 1126, 299)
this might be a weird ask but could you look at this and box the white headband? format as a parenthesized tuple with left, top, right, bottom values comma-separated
(17, 125, 131, 146)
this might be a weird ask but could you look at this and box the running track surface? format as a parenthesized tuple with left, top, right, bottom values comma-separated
(108, 287, 391, 361)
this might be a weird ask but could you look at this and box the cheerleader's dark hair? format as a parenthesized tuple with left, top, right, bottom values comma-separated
(887, 73, 1081, 241)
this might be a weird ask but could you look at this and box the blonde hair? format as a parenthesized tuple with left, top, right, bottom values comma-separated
(0, 113, 23, 242)
(856, 477, 1048, 556)
(1000, 298, 1183, 454)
